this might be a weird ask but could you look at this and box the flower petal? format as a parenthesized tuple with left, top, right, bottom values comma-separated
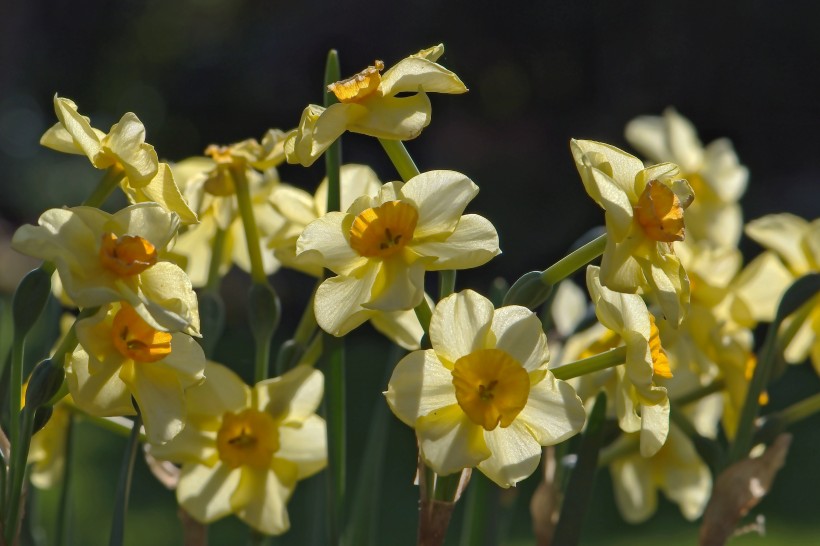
(610, 455, 657, 524)
(369, 305, 424, 350)
(400, 170, 478, 238)
(640, 398, 670, 457)
(478, 421, 542, 487)
(234, 463, 296, 535)
(745, 213, 812, 274)
(104, 112, 159, 186)
(491, 305, 549, 371)
(177, 462, 241, 523)
(297, 212, 366, 276)
(284, 103, 365, 167)
(256, 365, 323, 423)
(417, 404, 490, 476)
(413, 214, 500, 270)
(313, 264, 380, 336)
(276, 414, 327, 480)
(126, 163, 198, 224)
(350, 93, 432, 140)
(429, 290, 494, 365)
(51, 96, 104, 161)
(379, 56, 467, 97)
(517, 374, 586, 445)
(125, 361, 187, 444)
(385, 349, 458, 426)
(364, 257, 425, 312)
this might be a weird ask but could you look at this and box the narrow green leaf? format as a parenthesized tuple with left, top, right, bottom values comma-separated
(108, 410, 142, 546)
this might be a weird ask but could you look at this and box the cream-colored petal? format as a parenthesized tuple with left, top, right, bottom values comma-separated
(517, 375, 586, 445)
(639, 250, 689, 326)
(128, 163, 198, 224)
(429, 289, 494, 365)
(364, 257, 425, 312)
(610, 455, 656, 524)
(587, 265, 645, 335)
(172, 215, 221, 288)
(313, 265, 380, 336)
(730, 251, 794, 324)
(686, 202, 743, 252)
(276, 415, 327, 480)
(412, 214, 500, 270)
(285, 103, 365, 167)
(478, 421, 542, 487)
(66, 345, 134, 417)
(126, 362, 187, 444)
(571, 139, 645, 202)
(177, 462, 240, 523)
(187, 362, 251, 416)
(161, 333, 206, 387)
(417, 404, 491, 476)
(400, 170, 478, 238)
(385, 349, 458, 426)
(379, 57, 468, 97)
(296, 212, 366, 276)
(664, 108, 704, 172)
(624, 114, 670, 164)
(52, 96, 103, 161)
(745, 214, 811, 275)
(315, 163, 383, 215)
(104, 112, 159, 187)
(592, 169, 636, 241)
(113, 202, 180, 251)
(349, 93, 432, 140)
(598, 227, 645, 294)
(369, 306, 424, 350)
(139, 261, 201, 335)
(40, 122, 95, 155)
(701, 138, 748, 203)
(639, 398, 670, 457)
(148, 422, 217, 466)
(551, 280, 589, 338)
(234, 463, 296, 535)
(491, 306, 549, 371)
(256, 365, 323, 423)
(270, 184, 318, 226)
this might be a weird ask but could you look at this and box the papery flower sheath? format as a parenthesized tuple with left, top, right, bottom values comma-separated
(12, 203, 200, 334)
(68, 302, 206, 444)
(41, 95, 196, 223)
(385, 290, 586, 487)
(571, 139, 694, 326)
(296, 170, 500, 336)
(284, 44, 467, 166)
(625, 108, 748, 248)
(148, 362, 327, 535)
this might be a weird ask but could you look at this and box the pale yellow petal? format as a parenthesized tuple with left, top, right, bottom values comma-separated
(285, 103, 365, 167)
(177, 463, 241, 523)
(255, 365, 323, 423)
(639, 398, 670, 457)
(417, 404, 491, 476)
(128, 163, 198, 224)
(349, 93, 431, 140)
(369, 306, 424, 350)
(234, 463, 296, 535)
(491, 306, 549, 371)
(104, 112, 159, 187)
(296, 212, 366, 276)
(400, 170, 478, 238)
(746, 214, 812, 275)
(478, 421, 542, 487)
(411, 215, 500, 271)
(517, 374, 586, 445)
(276, 414, 327, 480)
(364, 257, 425, 312)
(610, 455, 656, 523)
(314, 264, 380, 336)
(385, 349, 458, 426)
(52, 96, 103, 161)
(379, 57, 468, 97)
(429, 289, 494, 365)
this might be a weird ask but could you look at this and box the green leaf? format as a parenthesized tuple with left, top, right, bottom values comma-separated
(773, 273, 820, 323)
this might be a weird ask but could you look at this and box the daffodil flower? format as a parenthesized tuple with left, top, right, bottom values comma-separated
(269, 164, 425, 349)
(170, 136, 289, 286)
(41, 95, 197, 223)
(571, 139, 694, 326)
(296, 170, 500, 336)
(608, 424, 711, 523)
(68, 302, 206, 444)
(284, 44, 467, 167)
(385, 290, 586, 487)
(147, 362, 327, 535)
(565, 266, 671, 456)
(12, 203, 200, 335)
(625, 108, 748, 248)
(746, 214, 820, 370)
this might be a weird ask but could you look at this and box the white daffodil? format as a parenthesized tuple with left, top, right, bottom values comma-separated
(625, 108, 748, 248)
(285, 44, 467, 167)
(297, 170, 499, 336)
(386, 290, 586, 487)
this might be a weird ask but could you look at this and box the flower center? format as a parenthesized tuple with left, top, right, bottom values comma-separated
(111, 304, 172, 363)
(451, 348, 530, 431)
(634, 179, 686, 242)
(99, 233, 157, 277)
(349, 201, 418, 259)
(216, 409, 279, 469)
(648, 314, 672, 379)
(327, 60, 385, 103)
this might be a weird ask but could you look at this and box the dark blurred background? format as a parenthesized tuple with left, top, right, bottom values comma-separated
(2, 1, 819, 545)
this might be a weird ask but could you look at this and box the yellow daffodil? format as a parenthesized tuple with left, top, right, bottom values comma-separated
(68, 302, 206, 444)
(12, 203, 200, 335)
(284, 44, 468, 167)
(297, 170, 499, 336)
(576, 266, 671, 456)
(148, 362, 327, 535)
(746, 214, 820, 370)
(608, 424, 711, 523)
(40, 95, 196, 223)
(625, 108, 748, 248)
(571, 139, 694, 326)
(385, 290, 586, 487)
(170, 136, 289, 286)
(269, 164, 424, 349)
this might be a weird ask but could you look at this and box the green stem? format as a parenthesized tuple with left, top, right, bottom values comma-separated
(233, 168, 269, 285)
(459, 472, 491, 546)
(324, 49, 342, 214)
(4, 407, 34, 544)
(551, 345, 627, 381)
(108, 410, 141, 546)
(777, 293, 819, 354)
(293, 284, 320, 346)
(414, 298, 434, 336)
(9, 338, 24, 469)
(323, 334, 345, 546)
(83, 167, 125, 208)
(65, 402, 146, 441)
(205, 227, 228, 293)
(439, 270, 456, 300)
(541, 234, 607, 286)
(777, 392, 820, 428)
(55, 415, 75, 546)
(433, 472, 463, 502)
(378, 139, 421, 182)
(672, 378, 726, 407)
